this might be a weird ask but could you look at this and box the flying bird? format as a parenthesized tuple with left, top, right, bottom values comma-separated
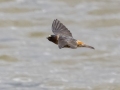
(47, 19, 94, 49)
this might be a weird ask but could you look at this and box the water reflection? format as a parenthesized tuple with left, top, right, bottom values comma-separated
(0, 55, 18, 62)
(28, 32, 49, 38)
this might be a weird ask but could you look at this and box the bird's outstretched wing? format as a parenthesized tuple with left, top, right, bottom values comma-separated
(52, 19, 72, 37)
(58, 36, 77, 49)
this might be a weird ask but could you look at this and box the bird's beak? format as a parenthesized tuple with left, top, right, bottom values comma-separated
(82, 44, 95, 49)
(47, 36, 49, 39)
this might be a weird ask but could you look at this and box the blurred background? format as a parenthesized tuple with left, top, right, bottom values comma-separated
(0, 0, 120, 90)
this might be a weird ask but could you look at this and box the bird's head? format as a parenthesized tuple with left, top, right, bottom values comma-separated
(47, 35, 54, 41)
(76, 40, 94, 49)
(47, 35, 58, 44)
(47, 35, 52, 40)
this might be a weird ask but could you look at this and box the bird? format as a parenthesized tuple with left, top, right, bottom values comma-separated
(47, 19, 94, 49)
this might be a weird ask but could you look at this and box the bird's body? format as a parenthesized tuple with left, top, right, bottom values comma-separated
(47, 19, 94, 49)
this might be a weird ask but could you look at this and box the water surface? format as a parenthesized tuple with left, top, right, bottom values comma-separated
(0, 0, 120, 90)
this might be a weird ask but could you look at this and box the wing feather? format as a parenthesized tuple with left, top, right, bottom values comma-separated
(52, 19, 72, 37)
(58, 36, 77, 49)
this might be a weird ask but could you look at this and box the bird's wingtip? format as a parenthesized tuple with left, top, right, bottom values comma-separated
(53, 19, 59, 21)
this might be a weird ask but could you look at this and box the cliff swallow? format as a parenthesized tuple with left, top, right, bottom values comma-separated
(47, 19, 94, 49)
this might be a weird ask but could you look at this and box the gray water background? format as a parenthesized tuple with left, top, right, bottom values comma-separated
(0, 0, 120, 90)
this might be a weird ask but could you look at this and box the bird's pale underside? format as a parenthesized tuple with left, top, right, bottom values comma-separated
(47, 19, 94, 49)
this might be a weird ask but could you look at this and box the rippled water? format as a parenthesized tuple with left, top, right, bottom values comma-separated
(0, 0, 120, 90)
